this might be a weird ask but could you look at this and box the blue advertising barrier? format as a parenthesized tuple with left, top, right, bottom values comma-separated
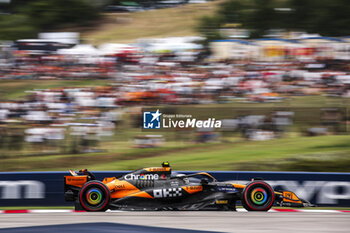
(0, 171, 349, 207)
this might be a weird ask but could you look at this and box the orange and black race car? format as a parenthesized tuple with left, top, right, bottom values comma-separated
(64, 162, 313, 211)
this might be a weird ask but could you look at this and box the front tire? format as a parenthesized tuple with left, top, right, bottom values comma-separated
(78, 181, 111, 211)
(241, 181, 274, 211)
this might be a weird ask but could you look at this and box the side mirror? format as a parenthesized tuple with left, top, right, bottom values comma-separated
(200, 178, 209, 185)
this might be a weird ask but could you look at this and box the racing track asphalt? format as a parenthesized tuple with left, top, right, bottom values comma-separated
(0, 211, 349, 233)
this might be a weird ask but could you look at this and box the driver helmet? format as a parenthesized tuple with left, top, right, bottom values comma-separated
(162, 161, 170, 167)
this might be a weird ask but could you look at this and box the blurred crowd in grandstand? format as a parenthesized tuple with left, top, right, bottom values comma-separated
(0, 35, 349, 154)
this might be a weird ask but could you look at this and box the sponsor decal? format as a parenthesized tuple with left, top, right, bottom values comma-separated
(183, 185, 203, 194)
(187, 185, 202, 190)
(153, 188, 182, 198)
(0, 180, 45, 199)
(170, 181, 179, 187)
(216, 186, 238, 192)
(216, 200, 228, 204)
(124, 173, 159, 180)
(67, 177, 85, 182)
(160, 174, 167, 179)
(148, 167, 170, 172)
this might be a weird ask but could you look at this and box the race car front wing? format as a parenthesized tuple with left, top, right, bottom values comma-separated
(275, 191, 315, 207)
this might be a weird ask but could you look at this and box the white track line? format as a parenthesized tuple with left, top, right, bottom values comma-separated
(0, 209, 349, 214)
(29, 209, 73, 213)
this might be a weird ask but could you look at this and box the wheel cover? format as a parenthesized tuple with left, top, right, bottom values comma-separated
(243, 181, 275, 211)
(79, 182, 110, 211)
(86, 188, 103, 205)
(250, 188, 268, 205)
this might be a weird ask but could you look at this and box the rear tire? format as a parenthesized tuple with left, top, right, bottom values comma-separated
(78, 181, 111, 212)
(241, 181, 274, 211)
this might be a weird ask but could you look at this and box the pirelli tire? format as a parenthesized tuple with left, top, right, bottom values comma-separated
(78, 181, 111, 212)
(241, 181, 275, 211)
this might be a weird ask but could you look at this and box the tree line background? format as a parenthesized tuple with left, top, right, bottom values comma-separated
(0, 0, 349, 42)
(0, 0, 104, 40)
(198, 0, 350, 43)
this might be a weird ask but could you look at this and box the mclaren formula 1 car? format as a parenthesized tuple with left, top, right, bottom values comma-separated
(64, 163, 313, 211)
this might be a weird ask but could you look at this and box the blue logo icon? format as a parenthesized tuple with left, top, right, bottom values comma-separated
(143, 110, 162, 129)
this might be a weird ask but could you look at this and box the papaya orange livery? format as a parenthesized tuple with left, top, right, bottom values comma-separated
(65, 176, 87, 188)
(282, 191, 302, 204)
(129, 191, 154, 199)
(183, 185, 203, 194)
(64, 163, 314, 212)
